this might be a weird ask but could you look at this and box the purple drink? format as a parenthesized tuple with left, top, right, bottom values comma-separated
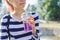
(24, 21, 32, 32)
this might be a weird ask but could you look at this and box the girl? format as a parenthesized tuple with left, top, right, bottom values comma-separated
(0, 0, 40, 40)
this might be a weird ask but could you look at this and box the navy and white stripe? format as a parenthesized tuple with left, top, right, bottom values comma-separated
(0, 12, 40, 40)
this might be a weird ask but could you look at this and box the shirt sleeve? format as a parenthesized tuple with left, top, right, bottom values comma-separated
(31, 12, 40, 40)
(0, 17, 9, 40)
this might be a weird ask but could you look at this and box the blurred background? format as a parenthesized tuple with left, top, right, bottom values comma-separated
(0, 0, 60, 40)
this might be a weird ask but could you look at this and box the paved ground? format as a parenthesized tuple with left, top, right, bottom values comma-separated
(39, 21, 60, 40)
(40, 36, 60, 40)
(40, 27, 60, 40)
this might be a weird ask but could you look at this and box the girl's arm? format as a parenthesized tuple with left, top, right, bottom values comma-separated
(32, 12, 40, 40)
(0, 16, 9, 40)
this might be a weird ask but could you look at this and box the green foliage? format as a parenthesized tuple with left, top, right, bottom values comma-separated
(47, 0, 60, 20)
(31, 5, 36, 11)
(0, 0, 2, 3)
(26, 4, 36, 11)
(37, 0, 60, 21)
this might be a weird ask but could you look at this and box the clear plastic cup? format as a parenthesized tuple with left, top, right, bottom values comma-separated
(22, 12, 35, 32)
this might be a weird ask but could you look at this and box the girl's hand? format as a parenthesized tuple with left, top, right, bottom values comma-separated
(27, 16, 36, 35)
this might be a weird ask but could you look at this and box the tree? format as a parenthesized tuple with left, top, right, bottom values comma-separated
(37, 0, 60, 21)
(37, 0, 44, 20)
(47, 0, 60, 20)
(0, 0, 2, 3)
(26, 4, 36, 11)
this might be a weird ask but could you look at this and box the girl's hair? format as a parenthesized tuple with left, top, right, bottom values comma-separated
(5, 0, 14, 12)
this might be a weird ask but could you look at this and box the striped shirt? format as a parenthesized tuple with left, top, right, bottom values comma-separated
(0, 12, 40, 40)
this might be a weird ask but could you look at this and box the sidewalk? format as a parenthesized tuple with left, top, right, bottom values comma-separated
(39, 21, 60, 40)
(40, 36, 60, 40)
